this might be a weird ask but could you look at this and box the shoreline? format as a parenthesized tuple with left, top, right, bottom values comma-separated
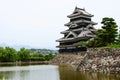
(0, 61, 49, 65)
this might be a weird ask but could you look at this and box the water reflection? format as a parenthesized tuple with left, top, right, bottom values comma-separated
(0, 70, 30, 80)
(0, 65, 60, 80)
(59, 65, 120, 80)
(0, 65, 120, 80)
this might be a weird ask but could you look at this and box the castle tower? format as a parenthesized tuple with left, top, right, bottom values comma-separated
(56, 7, 97, 53)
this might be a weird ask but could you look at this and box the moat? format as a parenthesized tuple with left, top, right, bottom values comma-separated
(0, 64, 120, 80)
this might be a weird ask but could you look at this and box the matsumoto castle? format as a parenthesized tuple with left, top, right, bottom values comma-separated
(56, 7, 97, 53)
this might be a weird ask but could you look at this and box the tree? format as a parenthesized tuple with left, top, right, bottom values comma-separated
(94, 29, 106, 47)
(17, 48, 30, 61)
(0, 47, 17, 62)
(5, 47, 17, 62)
(45, 53, 56, 61)
(101, 17, 118, 45)
(0, 47, 5, 62)
(94, 17, 118, 47)
(30, 53, 45, 61)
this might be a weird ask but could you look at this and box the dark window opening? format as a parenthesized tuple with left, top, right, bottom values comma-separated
(60, 40, 87, 45)
(67, 34, 74, 38)
(75, 32, 80, 35)
(64, 34, 68, 38)
(59, 47, 87, 53)
(70, 17, 91, 22)
(88, 27, 93, 29)
(73, 12, 78, 14)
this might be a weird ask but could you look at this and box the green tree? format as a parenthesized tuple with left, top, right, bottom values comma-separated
(17, 48, 30, 61)
(31, 52, 40, 58)
(94, 29, 106, 47)
(0, 47, 5, 62)
(45, 53, 56, 61)
(30, 53, 45, 61)
(0, 47, 17, 62)
(101, 17, 118, 45)
(94, 17, 118, 47)
(108, 34, 120, 48)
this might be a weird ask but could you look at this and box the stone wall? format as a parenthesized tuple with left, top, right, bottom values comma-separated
(77, 48, 120, 73)
(50, 48, 120, 73)
(50, 52, 85, 70)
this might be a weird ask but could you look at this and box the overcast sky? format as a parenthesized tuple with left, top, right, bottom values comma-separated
(0, 0, 120, 49)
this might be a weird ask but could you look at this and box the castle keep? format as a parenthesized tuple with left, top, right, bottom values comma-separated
(56, 7, 97, 53)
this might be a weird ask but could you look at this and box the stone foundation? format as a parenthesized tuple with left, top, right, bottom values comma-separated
(50, 53, 85, 70)
(78, 48, 120, 73)
(50, 48, 120, 73)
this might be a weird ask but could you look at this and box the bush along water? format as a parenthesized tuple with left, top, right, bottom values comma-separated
(0, 47, 56, 62)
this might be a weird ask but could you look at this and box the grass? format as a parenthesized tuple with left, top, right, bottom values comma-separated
(107, 43, 120, 48)
(93, 43, 120, 49)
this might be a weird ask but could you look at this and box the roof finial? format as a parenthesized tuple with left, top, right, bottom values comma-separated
(83, 7, 85, 11)
(75, 5, 78, 9)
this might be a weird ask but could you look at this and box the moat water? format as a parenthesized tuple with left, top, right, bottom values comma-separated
(0, 64, 120, 80)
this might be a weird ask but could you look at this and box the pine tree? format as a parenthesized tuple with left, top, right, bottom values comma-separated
(95, 17, 118, 47)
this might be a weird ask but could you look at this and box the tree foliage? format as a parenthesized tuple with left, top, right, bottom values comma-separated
(17, 48, 30, 61)
(0, 47, 5, 62)
(94, 17, 118, 47)
(45, 53, 56, 61)
(0, 46, 56, 62)
(30, 52, 45, 61)
(0, 47, 17, 62)
(4, 47, 17, 62)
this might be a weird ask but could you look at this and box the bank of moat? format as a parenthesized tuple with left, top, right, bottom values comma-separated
(51, 48, 120, 73)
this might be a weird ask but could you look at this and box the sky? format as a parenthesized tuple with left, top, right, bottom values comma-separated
(0, 0, 120, 50)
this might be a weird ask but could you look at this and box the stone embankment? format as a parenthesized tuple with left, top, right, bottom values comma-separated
(78, 48, 120, 73)
(50, 48, 120, 73)
(50, 52, 85, 70)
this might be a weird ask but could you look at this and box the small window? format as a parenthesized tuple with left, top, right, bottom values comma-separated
(68, 35, 74, 38)
(73, 11, 78, 14)
(75, 32, 80, 35)
(88, 27, 93, 29)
